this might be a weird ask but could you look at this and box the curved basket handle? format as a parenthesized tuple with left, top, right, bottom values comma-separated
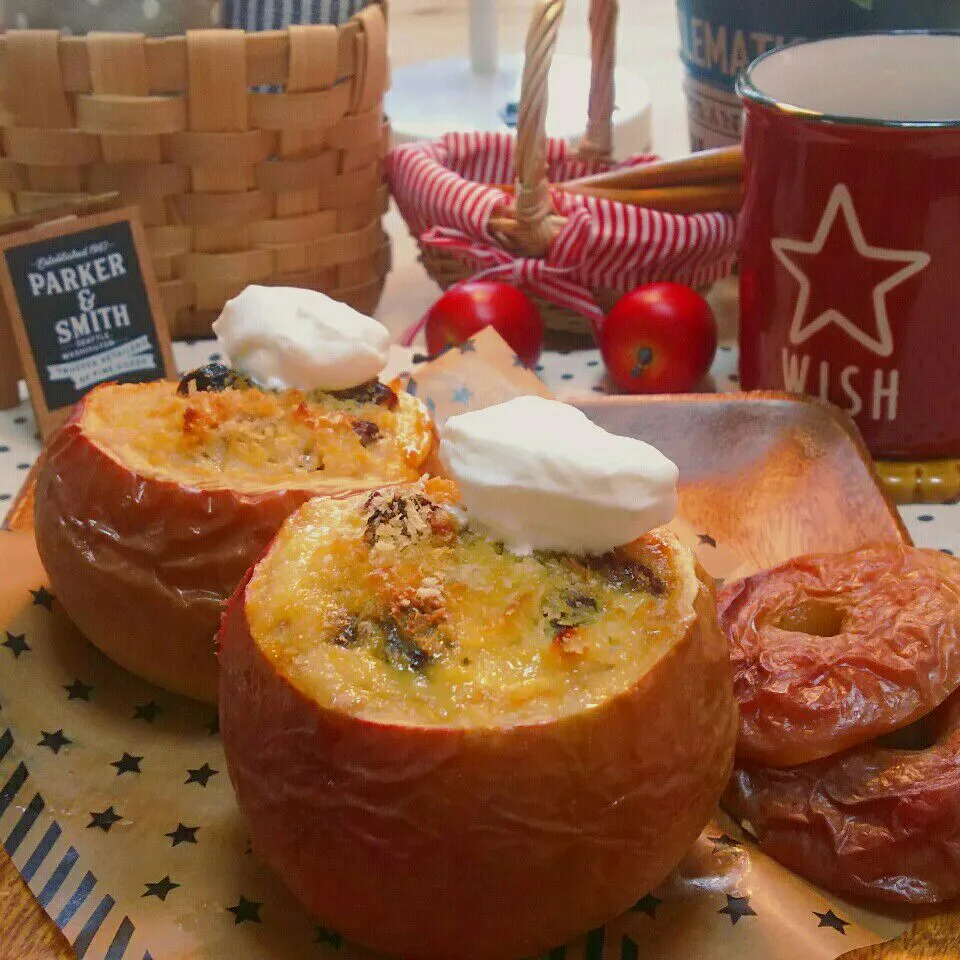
(582, 0, 617, 161)
(512, 0, 617, 255)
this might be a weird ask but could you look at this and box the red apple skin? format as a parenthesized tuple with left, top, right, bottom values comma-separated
(599, 283, 718, 394)
(33, 413, 319, 703)
(32, 388, 434, 703)
(218, 535, 736, 960)
(424, 282, 544, 367)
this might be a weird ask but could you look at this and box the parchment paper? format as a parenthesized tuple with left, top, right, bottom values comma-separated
(0, 328, 915, 960)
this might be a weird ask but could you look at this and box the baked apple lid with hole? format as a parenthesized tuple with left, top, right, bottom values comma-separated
(34, 287, 435, 704)
(218, 400, 737, 960)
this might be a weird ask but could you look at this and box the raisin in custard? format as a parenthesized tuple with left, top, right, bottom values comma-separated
(246, 480, 692, 725)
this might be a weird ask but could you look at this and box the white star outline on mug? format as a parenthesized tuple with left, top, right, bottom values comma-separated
(771, 184, 931, 358)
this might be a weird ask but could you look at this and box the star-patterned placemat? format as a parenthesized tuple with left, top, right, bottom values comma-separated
(0, 528, 906, 960)
(0, 328, 942, 959)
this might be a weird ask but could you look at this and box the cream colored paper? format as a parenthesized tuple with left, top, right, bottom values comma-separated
(0, 328, 917, 959)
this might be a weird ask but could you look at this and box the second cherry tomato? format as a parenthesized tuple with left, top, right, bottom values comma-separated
(599, 283, 718, 394)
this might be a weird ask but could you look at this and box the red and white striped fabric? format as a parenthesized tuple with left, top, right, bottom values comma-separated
(385, 132, 737, 339)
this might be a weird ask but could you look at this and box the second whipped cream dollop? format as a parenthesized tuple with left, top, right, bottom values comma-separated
(439, 396, 679, 554)
(212, 285, 391, 392)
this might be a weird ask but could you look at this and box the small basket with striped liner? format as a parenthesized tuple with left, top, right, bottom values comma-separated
(385, 0, 738, 346)
(0, 3, 391, 338)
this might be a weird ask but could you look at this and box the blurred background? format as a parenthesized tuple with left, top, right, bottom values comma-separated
(380, 0, 691, 334)
(388, 0, 688, 155)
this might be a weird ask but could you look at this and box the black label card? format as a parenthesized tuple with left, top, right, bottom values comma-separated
(5, 219, 165, 411)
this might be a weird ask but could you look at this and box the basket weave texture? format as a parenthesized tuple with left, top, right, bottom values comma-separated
(0, 4, 391, 337)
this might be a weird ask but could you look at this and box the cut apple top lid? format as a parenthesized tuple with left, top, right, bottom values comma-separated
(438, 396, 679, 555)
(212, 284, 391, 393)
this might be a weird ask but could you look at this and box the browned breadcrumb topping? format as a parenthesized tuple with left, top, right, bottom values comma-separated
(362, 489, 459, 548)
(246, 485, 687, 725)
(81, 378, 431, 489)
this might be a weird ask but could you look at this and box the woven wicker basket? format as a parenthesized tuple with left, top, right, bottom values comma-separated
(0, 4, 391, 337)
(387, 0, 736, 346)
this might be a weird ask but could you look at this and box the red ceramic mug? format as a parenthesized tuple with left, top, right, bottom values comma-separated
(738, 33, 960, 459)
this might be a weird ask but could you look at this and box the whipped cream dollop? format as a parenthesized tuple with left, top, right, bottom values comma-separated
(212, 285, 391, 392)
(439, 396, 679, 554)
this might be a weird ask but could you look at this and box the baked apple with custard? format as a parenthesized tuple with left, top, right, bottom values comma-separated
(218, 399, 737, 960)
(34, 287, 434, 702)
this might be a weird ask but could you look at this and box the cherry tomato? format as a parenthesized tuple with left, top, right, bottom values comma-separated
(424, 282, 543, 367)
(599, 283, 717, 394)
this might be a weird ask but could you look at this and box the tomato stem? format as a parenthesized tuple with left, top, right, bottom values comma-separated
(630, 346, 654, 378)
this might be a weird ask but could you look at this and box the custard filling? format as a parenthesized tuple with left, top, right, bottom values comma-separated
(81, 378, 430, 491)
(245, 483, 688, 727)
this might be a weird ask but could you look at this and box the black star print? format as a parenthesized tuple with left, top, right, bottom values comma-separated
(63, 679, 93, 701)
(88, 806, 122, 832)
(457, 339, 477, 354)
(631, 893, 662, 919)
(698, 533, 718, 548)
(411, 352, 430, 364)
(709, 834, 740, 848)
(38, 729, 71, 754)
(719, 894, 757, 925)
(132, 701, 162, 723)
(111, 752, 143, 775)
(143, 876, 180, 901)
(815, 909, 849, 934)
(3, 632, 29, 658)
(314, 925, 342, 947)
(185, 762, 218, 787)
(165, 823, 199, 847)
(204, 714, 219, 736)
(226, 895, 262, 924)
(30, 586, 54, 610)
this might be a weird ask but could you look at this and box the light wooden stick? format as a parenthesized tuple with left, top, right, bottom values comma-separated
(571, 181, 741, 213)
(565, 145, 743, 192)
(494, 180, 742, 214)
(489, 182, 741, 249)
